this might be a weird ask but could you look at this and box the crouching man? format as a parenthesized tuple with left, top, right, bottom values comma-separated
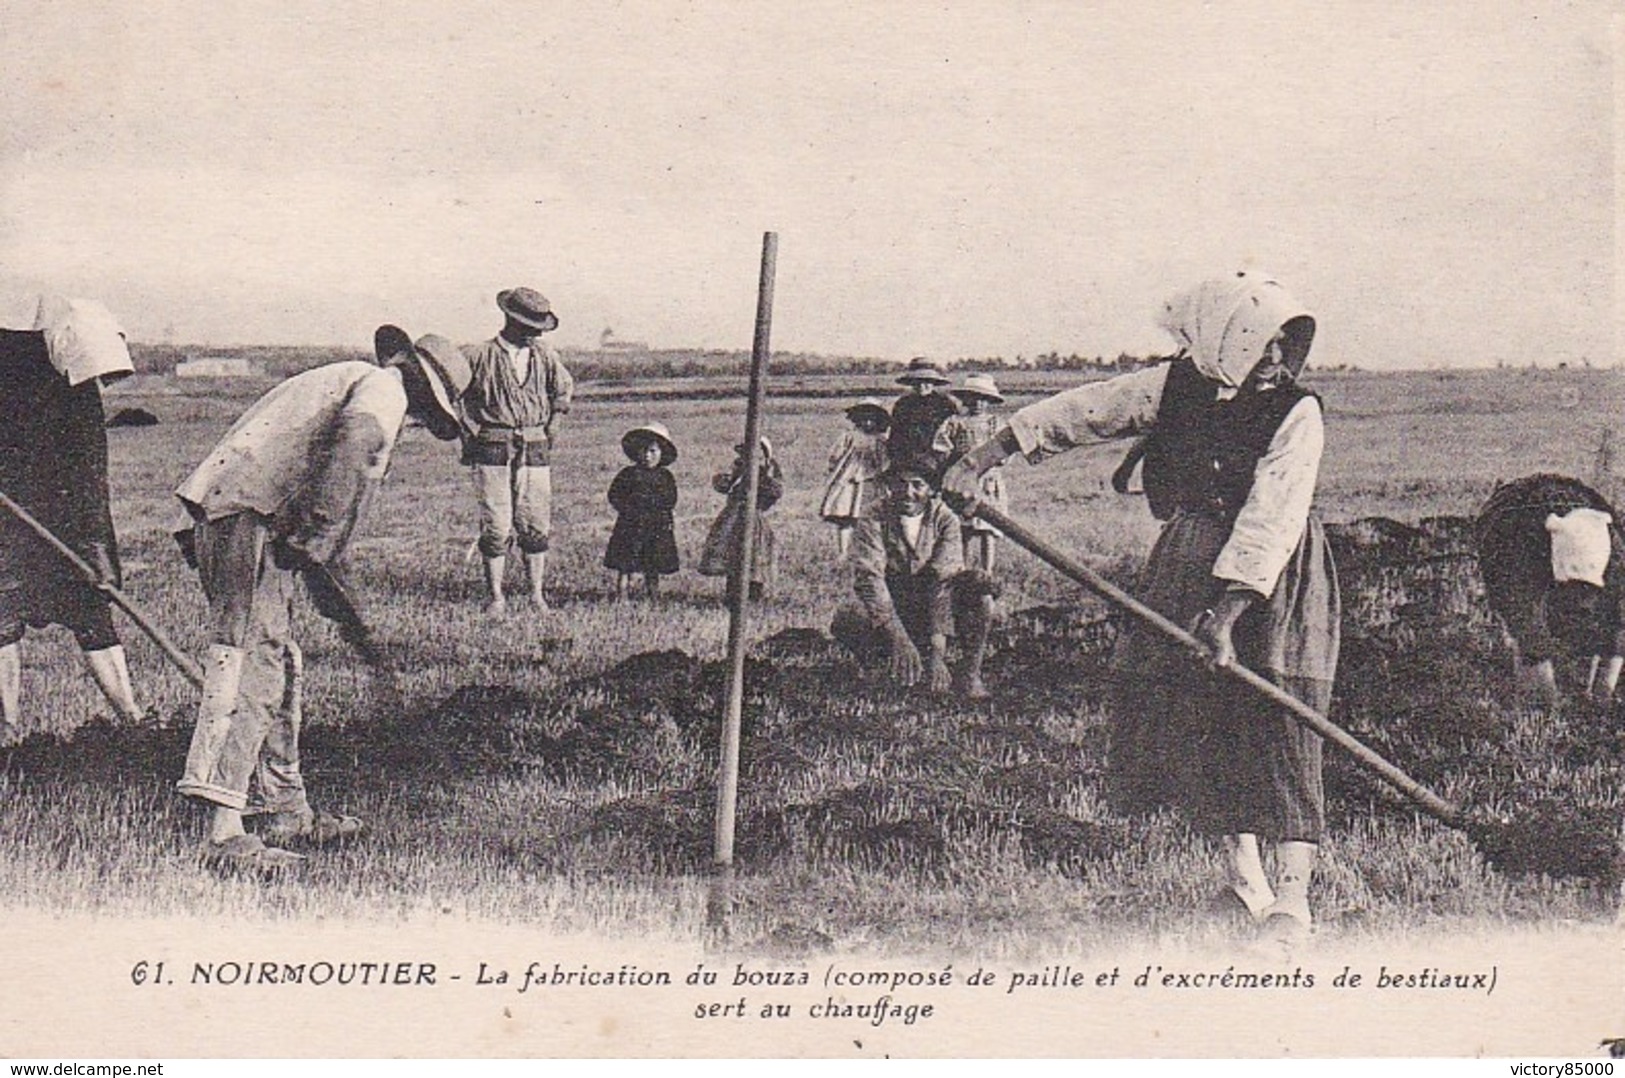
(830, 453, 995, 699)
(173, 331, 470, 870)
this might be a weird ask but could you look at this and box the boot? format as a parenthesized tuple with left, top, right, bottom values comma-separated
(178, 644, 246, 801)
(1222, 833, 1275, 920)
(524, 552, 549, 610)
(83, 645, 144, 724)
(954, 593, 993, 700)
(1587, 654, 1624, 701)
(1259, 840, 1316, 940)
(0, 641, 20, 732)
(482, 556, 508, 614)
(1522, 658, 1560, 706)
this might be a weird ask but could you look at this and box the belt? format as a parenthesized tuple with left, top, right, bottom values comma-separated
(475, 424, 548, 444)
(1171, 504, 1239, 526)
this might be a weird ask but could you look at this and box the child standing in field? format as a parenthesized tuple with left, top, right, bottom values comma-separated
(934, 374, 1009, 571)
(698, 437, 784, 602)
(889, 357, 960, 462)
(604, 424, 681, 600)
(820, 398, 891, 559)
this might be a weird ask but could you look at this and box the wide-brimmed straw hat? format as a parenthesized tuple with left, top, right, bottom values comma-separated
(844, 397, 891, 428)
(952, 373, 1005, 404)
(622, 422, 678, 466)
(896, 357, 950, 386)
(411, 334, 473, 422)
(496, 287, 560, 332)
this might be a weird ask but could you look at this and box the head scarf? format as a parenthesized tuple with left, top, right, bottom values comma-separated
(1547, 508, 1613, 588)
(1156, 272, 1315, 389)
(32, 295, 134, 385)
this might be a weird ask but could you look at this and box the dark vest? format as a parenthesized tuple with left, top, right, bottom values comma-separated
(1138, 356, 1313, 523)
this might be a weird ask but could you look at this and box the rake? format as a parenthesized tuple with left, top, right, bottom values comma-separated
(951, 495, 1620, 881)
(0, 488, 203, 688)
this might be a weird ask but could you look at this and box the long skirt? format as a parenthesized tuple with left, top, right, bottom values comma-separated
(698, 501, 776, 589)
(0, 329, 121, 650)
(1108, 511, 1340, 842)
(604, 513, 680, 575)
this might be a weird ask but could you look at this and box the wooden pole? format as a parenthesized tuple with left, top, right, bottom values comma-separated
(958, 498, 1466, 826)
(714, 231, 778, 876)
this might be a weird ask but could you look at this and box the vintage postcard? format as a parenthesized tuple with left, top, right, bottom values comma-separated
(0, 0, 1619, 1061)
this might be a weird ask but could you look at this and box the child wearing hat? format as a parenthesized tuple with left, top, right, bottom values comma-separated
(934, 373, 1009, 571)
(889, 357, 961, 463)
(604, 424, 681, 600)
(698, 438, 784, 602)
(820, 398, 891, 559)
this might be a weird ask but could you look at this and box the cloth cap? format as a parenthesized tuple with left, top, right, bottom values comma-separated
(622, 422, 678, 466)
(1547, 508, 1613, 587)
(497, 287, 559, 332)
(1157, 272, 1315, 388)
(410, 333, 473, 422)
(32, 295, 133, 386)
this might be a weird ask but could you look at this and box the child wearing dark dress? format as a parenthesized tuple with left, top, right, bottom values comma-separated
(604, 424, 680, 599)
(698, 437, 783, 603)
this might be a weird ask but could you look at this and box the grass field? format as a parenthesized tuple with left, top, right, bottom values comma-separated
(1, 363, 1622, 958)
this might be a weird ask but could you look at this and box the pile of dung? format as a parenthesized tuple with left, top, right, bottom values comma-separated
(395, 612, 1171, 878)
(106, 406, 160, 428)
(1326, 513, 1511, 795)
(0, 718, 190, 784)
(302, 630, 841, 795)
(1014, 809, 1132, 873)
(1466, 805, 1623, 882)
(348, 683, 548, 780)
(1323, 515, 1623, 880)
(566, 786, 719, 870)
(983, 604, 1118, 709)
(791, 781, 956, 872)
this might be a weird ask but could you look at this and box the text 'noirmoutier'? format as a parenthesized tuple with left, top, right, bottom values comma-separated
(142, 958, 1498, 1001)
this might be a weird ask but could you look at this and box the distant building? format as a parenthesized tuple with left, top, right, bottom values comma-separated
(599, 327, 649, 352)
(175, 356, 259, 378)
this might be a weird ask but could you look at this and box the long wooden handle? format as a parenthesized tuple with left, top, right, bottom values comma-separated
(0, 489, 205, 688)
(958, 496, 1467, 827)
(715, 231, 777, 870)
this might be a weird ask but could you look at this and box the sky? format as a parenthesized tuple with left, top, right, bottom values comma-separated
(0, 1, 1615, 368)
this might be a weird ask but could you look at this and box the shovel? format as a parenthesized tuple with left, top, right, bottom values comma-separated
(949, 495, 1620, 880)
(0, 488, 203, 688)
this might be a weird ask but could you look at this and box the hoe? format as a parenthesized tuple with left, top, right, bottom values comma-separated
(953, 496, 1620, 882)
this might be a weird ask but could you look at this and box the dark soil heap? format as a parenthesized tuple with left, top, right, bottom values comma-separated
(2, 511, 1616, 885)
(1326, 515, 1623, 880)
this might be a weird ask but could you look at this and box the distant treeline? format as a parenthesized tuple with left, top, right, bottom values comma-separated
(128, 343, 1168, 380)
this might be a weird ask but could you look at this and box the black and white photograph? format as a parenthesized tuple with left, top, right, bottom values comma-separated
(0, 0, 1619, 1061)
